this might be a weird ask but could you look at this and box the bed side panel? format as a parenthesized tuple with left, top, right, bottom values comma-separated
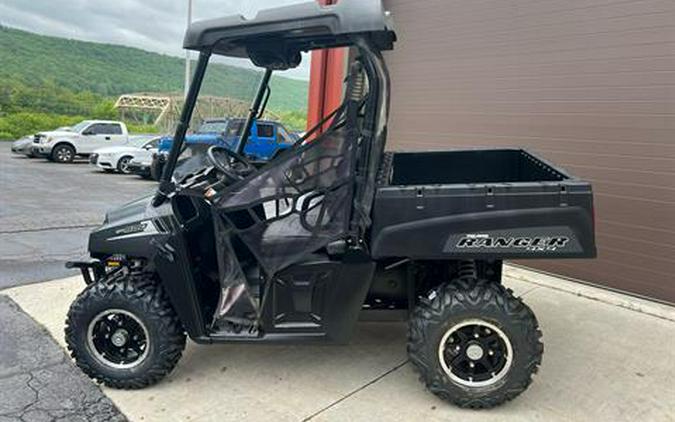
(370, 184, 596, 259)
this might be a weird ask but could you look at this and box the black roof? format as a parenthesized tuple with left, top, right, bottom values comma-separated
(183, 0, 395, 61)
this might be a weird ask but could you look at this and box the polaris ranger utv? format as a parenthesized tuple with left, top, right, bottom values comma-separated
(65, 0, 596, 409)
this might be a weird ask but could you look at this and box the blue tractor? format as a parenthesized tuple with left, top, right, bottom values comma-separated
(150, 117, 297, 180)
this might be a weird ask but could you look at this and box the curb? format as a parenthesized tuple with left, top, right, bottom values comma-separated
(504, 264, 675, 322)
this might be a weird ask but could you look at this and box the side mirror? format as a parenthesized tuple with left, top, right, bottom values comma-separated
(82, 130, 94, 136)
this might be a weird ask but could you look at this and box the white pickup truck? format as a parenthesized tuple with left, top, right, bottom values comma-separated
(32, 120, 130, 163)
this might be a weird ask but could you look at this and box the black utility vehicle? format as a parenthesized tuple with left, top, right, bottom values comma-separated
(66, 0, 595, 409)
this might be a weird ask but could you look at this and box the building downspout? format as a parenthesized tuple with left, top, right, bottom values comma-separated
(306, 0, 346, 135)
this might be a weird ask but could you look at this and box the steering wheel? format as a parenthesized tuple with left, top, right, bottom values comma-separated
(206, 145, 255, 182)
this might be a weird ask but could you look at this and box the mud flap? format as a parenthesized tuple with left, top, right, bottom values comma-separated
(153, 235, 206, 338)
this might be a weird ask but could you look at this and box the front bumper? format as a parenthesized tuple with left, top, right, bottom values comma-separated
(11, 145, 30, 155)
(31, 145, 51, 157)
(90, 154, 115, 170)
(66, 260, 105, 284)
(127, 161, 150, 175)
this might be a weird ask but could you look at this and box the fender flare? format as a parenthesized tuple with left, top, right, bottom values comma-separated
(270, 146, 289, 160)
(50, 140, 77, 155)
(115, 154, 134, 168)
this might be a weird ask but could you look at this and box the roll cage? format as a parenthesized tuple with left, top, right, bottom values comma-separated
(153, 0, 395, 209)
(149, 0, 395, 330)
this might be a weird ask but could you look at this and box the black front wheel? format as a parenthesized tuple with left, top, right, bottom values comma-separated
(65, 275, 186, 389)
(408, 279, 543, 409)
(51, 144, 75, 163)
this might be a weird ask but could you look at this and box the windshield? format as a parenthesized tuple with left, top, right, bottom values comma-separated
(126, 136, 155, 148)
(225, 120, 244, 137)
(167, 54, 309, 181)
(71, 121, 92, 132)
(198, 121, 228, 133)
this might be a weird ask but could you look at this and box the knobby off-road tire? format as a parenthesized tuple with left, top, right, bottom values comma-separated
(408, 279, 543, 409)
(65, 275, 186, 389)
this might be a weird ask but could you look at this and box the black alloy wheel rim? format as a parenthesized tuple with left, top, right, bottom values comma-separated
(438, 319, 513, 387)
(87, 309, 149, 369)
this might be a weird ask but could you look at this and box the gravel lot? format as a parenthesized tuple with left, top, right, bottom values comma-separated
(0, 146, 157, 289)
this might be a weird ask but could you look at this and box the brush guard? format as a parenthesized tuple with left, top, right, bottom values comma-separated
(65, 260, 106, 284)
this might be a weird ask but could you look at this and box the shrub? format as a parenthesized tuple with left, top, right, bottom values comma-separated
(275, 109, 307, 131)
(127, 123, 161, 134)
(0, 112, 85, 140)
(0, 112, 159, 140)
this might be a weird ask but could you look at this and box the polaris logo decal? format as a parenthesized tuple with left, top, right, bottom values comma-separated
(456, 233, 569, 251)
(114, 222, 148, 236)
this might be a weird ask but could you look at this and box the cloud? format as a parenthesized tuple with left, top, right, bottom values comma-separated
(0, 0, 311, 78)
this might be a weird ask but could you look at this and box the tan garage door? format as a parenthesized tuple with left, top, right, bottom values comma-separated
(382, 0, 675, 302)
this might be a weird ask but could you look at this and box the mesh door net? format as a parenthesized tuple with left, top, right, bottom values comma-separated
(214, 107, 357, 276)
(205, 60, 364, 330)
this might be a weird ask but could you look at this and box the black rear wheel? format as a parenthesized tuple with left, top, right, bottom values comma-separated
(408, 278, 543, 409)
(65, 274, 186, 389)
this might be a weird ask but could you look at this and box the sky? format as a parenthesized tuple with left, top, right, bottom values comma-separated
(0, 0, 312, 79)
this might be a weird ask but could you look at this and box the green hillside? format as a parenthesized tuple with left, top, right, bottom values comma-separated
(0, 26, 308, 139)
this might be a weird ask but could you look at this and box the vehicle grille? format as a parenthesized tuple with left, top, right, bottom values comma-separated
(33, 135, 41, 143)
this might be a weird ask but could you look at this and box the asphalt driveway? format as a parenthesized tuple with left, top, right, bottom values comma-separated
(0, 144, 154, 421)
(0, 147, 156, 288)
(0, 295, 125, 421)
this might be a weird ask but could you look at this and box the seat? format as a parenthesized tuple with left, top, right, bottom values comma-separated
(216, 64, 363, 274)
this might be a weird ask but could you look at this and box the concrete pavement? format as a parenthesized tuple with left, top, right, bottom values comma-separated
(3, 266, 674, 422)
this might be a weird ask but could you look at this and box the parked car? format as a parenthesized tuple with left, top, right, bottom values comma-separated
(32, 120, 130, 163)
(149, 118, 296, 180)
(11, 127, 73, 157)
(11, 136, 36, 157)
(89, 136, 160, 174)
(127, 145, 159, 179)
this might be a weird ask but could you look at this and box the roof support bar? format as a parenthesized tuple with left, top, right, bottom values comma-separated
(153, 50, 211, 206)
(236, 68, 273, 156)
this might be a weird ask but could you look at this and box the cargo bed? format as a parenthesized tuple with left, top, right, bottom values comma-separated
(370, 149, 596, 260)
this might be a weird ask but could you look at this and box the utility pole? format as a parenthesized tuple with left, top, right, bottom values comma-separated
(184, 0, 193, 98)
